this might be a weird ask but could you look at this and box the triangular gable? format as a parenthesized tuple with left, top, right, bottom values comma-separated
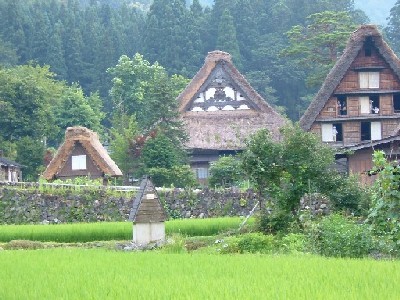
(300, 25, 400, 131)
(128, 177, 167, 223)
(178, 50, 280, 115)
(42, 127, 122, 180)
(177, 51, 286, 150)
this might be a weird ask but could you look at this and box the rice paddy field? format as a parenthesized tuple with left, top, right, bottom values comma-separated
(0, 249, 399, 299)
(0, 217, 253, 242)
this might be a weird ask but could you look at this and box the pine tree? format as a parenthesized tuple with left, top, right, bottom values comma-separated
(216, 9, 242, 68)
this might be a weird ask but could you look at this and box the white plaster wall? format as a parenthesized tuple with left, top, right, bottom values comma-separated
(133, 222, 165, 245)
(224, 87, 235, 99)
(205, 88, 216, 100)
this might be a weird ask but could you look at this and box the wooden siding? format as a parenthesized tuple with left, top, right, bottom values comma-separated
(380, 94, 393, 115)
(382, 119, 399, 138)
(343, 122, 360, 144)
(348, 148, 375, 185)
(57, 142, 103, 179)
(312, 41, 400, 146)
(320, 98, 337, 118)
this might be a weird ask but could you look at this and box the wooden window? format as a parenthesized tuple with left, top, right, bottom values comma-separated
(361, 122, 371, 141)
(337, 96, 347, 115)
(393, 94, 400, 113)
(321, 124, 334, 142)
(196, 168, 209, 179)
(370, 95, 379, 114)
(359, 96, 370, 114)
(359, 72, 380, 89)
(371, 122, 382, 140)
(72, 155, 87, 170)
(361, 122, 381, 141)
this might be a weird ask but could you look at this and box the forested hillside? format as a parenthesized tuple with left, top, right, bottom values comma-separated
(2, 0, 400, 180)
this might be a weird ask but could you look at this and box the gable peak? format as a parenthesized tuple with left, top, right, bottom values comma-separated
(205, 50, 232, 63)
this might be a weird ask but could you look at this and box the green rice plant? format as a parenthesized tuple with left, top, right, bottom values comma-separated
(0, 217, 254, 243)
(0, 249, 399, 299)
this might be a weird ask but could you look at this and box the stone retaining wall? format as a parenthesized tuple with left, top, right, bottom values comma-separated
(0, 186, 260, 224)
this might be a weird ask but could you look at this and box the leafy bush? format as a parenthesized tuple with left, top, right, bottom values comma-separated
(146, 165, 196, 188)
(257, 209, 295, 234)
(319, 172, 369, 214)
(221, 233, 275, 254)
(367, 151, 400, 254)
(310, 214, 373, 258)
(279, 233, 307, 253)
(208, 156, 245, 188)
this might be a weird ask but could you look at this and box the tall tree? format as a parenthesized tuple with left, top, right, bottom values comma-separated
(386, 0, 400, 55)
(216, 9, 242, 68)
(282, 11, 357, 87)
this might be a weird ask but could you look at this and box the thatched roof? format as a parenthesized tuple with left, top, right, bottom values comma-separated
(177, 50, 286, 150)
(0, 157, 22, 168)
(128, 177, 167, 223)
(300, 25, 400, 131)
(42, 127, 122, 180)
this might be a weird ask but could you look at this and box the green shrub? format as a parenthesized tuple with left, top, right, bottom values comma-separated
(310, 214, 373, 258)
(146, 165, 196, 188)
(208, 156, 245, 188)
(279, 233, 307, 253)
(221, 233, 275, 254)
(257, 209, 295, 234)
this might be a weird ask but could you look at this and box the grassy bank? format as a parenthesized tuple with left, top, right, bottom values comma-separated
(0, 217, 253, 243)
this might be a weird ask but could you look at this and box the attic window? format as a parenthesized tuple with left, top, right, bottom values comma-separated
(72, 155, 87, 170)
(321, 123, 343, 142)
(359, 72, 379, 89)
(365, 37, 373, 57)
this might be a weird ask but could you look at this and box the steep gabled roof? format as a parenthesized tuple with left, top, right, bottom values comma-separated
(0, 157, 22, 168)
(177, 51, 286, 150)
(128, 177, 167, 223)
(42, 126, 122, 180)
(300, 25, 400, 131)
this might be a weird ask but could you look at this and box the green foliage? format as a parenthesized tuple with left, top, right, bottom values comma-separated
(141, 133, 184, 169)
(257, 208, 296, 235)
(282, 11, 357, 87)
(221, 233, 275, 254)
(54, 85, 105, 141)
(319, 172, 369, 214)
(208, 156, 244, 188)
(386, 0, 400, 55)
(242, 124, 335, 214)
(367, 150, 400, 253)
(309, 214, 374, 258)
(109, 114, 139, 182)
(216, 9, 242, 68)
(146, 165, 197, 188)
(16, 136, 45, 181)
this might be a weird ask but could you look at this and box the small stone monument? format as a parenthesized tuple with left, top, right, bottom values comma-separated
(129, 177, 167, 246)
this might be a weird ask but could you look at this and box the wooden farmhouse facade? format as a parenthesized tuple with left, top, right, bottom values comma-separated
(42, 126, 122, 183)
(0, 157, 22, 182)
(300, 25, 400, 183)
(177, 51, 286, 183)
